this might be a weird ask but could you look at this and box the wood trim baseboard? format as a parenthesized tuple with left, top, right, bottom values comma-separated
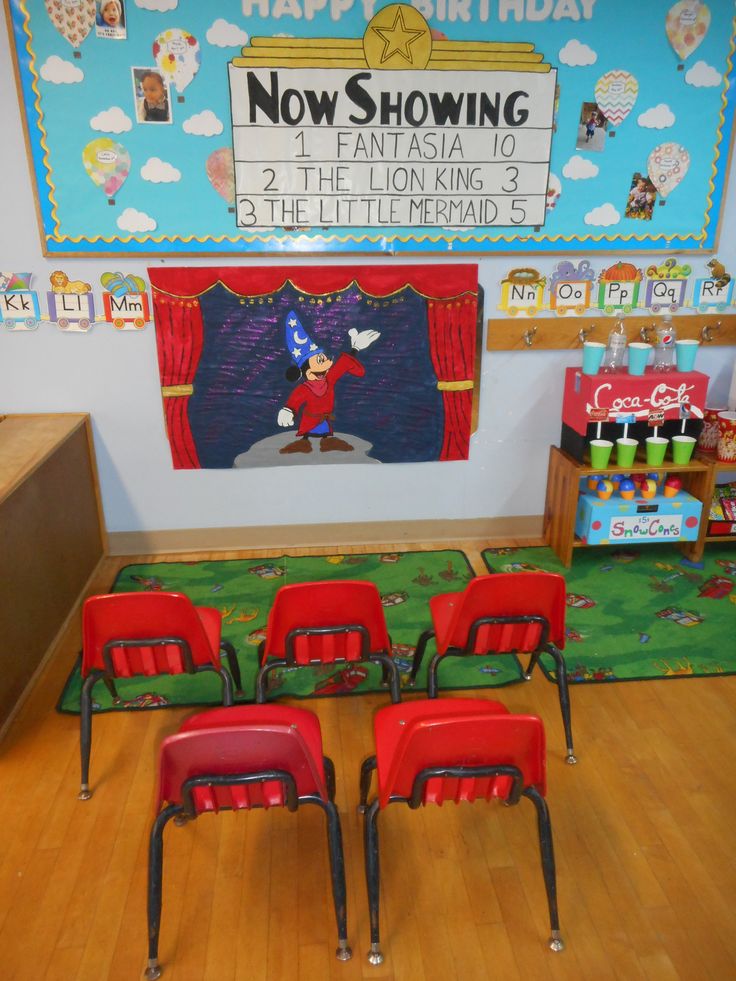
(107, 515, 544, 555)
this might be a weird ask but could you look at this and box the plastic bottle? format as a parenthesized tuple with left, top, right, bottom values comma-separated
(653, 315, 677, 372)
(601, 314, 627, 373)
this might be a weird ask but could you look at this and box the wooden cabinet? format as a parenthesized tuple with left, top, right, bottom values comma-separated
(0, 414, 106, 730)
(542, 445, 729, 567)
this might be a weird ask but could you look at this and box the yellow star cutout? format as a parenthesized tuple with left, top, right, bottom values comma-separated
(372, 7, 425, 66)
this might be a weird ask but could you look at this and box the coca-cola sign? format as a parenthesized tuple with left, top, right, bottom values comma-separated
(587, 379, 702, 421)
(562, 367, 708, 434)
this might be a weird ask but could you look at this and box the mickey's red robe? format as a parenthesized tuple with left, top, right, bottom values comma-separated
(285, 353, 364, 436)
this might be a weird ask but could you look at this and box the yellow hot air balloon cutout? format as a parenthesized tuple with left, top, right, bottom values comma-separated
(666, 0, 711, 62)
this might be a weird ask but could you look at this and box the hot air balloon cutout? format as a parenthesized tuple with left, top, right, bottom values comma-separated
(206, 148, 236, 213)
(647, 143, 690, 207)
(45, 0, 95, 58)
(82, 137, 130, 206)
(666, 0, 711, 68)
(153, 29, 201, 103)
(594, 70, 638, 135)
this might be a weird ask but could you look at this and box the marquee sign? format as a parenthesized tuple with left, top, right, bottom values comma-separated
(228, 4, 556, 231)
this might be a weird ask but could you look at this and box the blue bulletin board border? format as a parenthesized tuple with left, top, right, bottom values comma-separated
(5, 0, 736, 256)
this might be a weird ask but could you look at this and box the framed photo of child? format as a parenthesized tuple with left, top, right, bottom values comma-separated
(624, 172, 658, 221)
(96, 0, 126, 40)
(131, 67, 172, 125)
(575, 101, 608, 153)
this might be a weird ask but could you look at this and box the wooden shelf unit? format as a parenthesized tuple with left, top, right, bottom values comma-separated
(0, 414, 106, 730)
(542, 445, 733, 567)
(703, 458, 736, 548)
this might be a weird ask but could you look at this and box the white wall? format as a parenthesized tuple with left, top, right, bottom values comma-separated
(1, 11, 734, 535)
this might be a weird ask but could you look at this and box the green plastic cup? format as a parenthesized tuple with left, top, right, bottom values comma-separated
(589, 439, 614, 468)
(645, 436, 668, 466)
(671, 435, 696, 464)
(616, 437, 638, 467)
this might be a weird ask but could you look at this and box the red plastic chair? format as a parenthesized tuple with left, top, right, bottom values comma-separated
(255, 580, 401, 703)
(144, 704, 352, 980)
(79, 591, 243, 799)
(358, 698, 564, 965)
(408, 573, 576, 763)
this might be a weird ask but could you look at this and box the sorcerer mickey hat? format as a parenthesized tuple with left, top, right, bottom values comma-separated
(285, 310, 323, 368)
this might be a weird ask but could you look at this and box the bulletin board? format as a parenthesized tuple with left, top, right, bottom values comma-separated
(6, 0, 736, 256)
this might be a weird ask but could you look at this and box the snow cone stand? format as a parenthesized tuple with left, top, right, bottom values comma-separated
(543, 365, 720, 566)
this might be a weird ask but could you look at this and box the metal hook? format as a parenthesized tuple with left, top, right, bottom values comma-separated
(701, 320, 721, 343)
(639, 323, 655, 343)
(523, 325, 538, 347)
(578, 322, 595, 344)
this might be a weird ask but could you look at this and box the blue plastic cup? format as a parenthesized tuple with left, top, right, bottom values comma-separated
(675, 339, 699, 372)
(627, 342, 651, 376)
(582, 341, 606, 375)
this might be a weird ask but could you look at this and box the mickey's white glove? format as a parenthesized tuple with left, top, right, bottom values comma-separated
(348, 328, 380, 351)
(277, 407, 294, 428)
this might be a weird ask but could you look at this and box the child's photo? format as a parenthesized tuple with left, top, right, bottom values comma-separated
(131, 67, 172, 125)
(96, 0, 126, 40)
(624, 172, 658, 221)
(575, 101, 608, 152)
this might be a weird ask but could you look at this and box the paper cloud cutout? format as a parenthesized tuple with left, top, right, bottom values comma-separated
(562, 155, 599, 180)
(140, 157, 181, 183)
(559, 39, 597, 67)
(134, 0, 178, 10)
(90, 107, 132, 134)
(40, 56, 84, 85)
(685, 61, 722, 88)
(117, 208, 157, 233)
(206, 18, 249, 47)
(183, 110, 223, 137)
(584, 203, 621, 227)
(637, 104, 676, 129)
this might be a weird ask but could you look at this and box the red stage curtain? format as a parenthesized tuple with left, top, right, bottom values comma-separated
(426, 295, 477, 460)
(148, 264, 477, 302)
(151, 290, 204, 469)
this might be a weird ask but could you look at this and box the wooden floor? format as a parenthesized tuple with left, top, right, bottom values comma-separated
(2, 540, 736, 981)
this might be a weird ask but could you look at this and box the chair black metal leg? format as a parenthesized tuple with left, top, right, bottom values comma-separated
(523, 650, 542, 681)
(547, 646, 576, 764)
(321, 800, 352, 961)
(323, 756, 336, 802)
(145, 803, 182, 980)
(524, 788, 564, 952)
(217, 667, 234, 707)
(255, 660, 286, 703)
(102, 675, 120, 703)
(408, 629, 435, 686)
(221, 640, 243, 695)
(358, 756, 377, 813)
(427, 652, 443, 698)
(78, 671, 103, 800)
(363, 799, 383, 965)
(371, 655, 401, 703)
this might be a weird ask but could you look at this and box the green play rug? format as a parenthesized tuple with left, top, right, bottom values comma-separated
(482, 544, 736, 683)
(58, 550, 527, 714)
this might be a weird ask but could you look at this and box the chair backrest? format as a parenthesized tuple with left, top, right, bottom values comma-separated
(374, 698, 546, 808)
(156, 705, 328, 813)
(438, 573, 566, 655)
(82, 592, 218, 678)
(262, 580, 391, 665)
